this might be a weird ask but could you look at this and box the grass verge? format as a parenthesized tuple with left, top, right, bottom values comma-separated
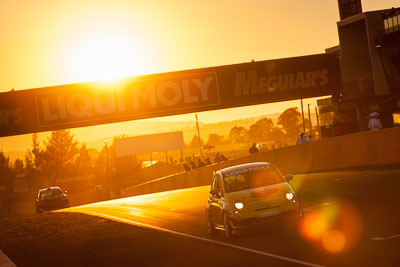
(0, 212, 289, 267)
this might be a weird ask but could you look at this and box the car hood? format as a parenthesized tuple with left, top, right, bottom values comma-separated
(38, 195, 66, 201)
(225, 182, 293, 203)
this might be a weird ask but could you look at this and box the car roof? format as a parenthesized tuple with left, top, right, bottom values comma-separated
(39, 186, 61, 192)
(217, 162, 272, 174)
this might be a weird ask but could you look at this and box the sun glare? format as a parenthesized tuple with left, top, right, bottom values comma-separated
(67, 29, 152, 83)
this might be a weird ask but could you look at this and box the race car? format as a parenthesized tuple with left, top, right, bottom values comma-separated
(206, 162, 303, 238)
(36, 186, 70, 213)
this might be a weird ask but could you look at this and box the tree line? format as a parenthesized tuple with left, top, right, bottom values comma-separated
(188, 107, 306, 147)
(0, 130, 117, 193)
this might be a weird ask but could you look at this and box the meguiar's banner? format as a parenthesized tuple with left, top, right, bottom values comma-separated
(0, 53, 340, 137)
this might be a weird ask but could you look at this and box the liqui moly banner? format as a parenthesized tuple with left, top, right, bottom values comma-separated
(0, 53, 340, 137)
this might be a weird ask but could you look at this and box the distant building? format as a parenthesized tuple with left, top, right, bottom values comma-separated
(318, 8, 400, 134)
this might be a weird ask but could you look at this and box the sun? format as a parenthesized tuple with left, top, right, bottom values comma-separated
(66, 28, 152, 82)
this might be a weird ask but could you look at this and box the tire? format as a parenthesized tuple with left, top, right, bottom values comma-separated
(224, 213, 233, 238)
(206, 210, 218, 236)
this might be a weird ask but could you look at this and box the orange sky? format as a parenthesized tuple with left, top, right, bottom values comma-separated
(0, 0, 398, 152)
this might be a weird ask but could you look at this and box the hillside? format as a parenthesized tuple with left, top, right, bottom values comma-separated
(2, 110, 317, 162)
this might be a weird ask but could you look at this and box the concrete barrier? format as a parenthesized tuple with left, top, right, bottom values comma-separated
(0, 187, 108, 217)
(124, 127, 400, 197)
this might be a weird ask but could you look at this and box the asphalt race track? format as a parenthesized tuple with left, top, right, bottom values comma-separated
(65, 167, 400, 267)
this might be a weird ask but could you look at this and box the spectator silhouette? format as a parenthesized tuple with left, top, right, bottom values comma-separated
(333, 120, 344, 136)
(249, 142, 259, 154)
(368, 112, 383, 131)
(324, 125, 333, 138)
(214, 152, 221, 163)
(197, 158, 206, 168)
(190, 161, 197, 169)
(183, 162, 191, 171)
(219, 153, 228, 161)
(296, 132, 305, 144)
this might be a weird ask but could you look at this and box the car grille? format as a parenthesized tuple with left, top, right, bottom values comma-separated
(38, 197, 67, 208)
(254, 204, 280, 212)
(243, 209, 298, 226)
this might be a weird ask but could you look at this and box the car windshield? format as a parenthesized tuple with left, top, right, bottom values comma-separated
(39, 188, 62, 198)
(222, 165, 285, 193)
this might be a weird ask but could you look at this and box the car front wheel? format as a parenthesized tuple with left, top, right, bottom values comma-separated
(206, 210, 218, 236)
(224, 213, 233, 238)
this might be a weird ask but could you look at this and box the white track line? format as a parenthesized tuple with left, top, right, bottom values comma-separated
(333, 170, 400, 181)
(371, 234, 400, 241)
(0, 250, 16, 267)
(85, 211, 326, 267)
(303, 203, 331, 212)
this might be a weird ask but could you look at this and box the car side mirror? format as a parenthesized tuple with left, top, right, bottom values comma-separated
(209, 188, 218, 196)
(284, 174, 294, 182)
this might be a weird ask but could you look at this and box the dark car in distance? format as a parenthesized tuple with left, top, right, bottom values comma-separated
(36, 187, 70, 213)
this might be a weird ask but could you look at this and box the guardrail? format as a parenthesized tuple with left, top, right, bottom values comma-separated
(124, 126, 400, 197)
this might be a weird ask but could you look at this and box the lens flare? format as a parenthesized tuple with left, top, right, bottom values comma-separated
(300, 211, 329, 240)
(322, 230, 346, 252)
(299, 199, 363, 253)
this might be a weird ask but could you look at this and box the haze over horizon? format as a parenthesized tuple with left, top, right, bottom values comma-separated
(0, 103, 314, 155)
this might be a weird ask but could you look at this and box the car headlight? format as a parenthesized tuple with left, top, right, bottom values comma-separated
(285, 192, 294, 200)
(234, 202, 244, 209)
